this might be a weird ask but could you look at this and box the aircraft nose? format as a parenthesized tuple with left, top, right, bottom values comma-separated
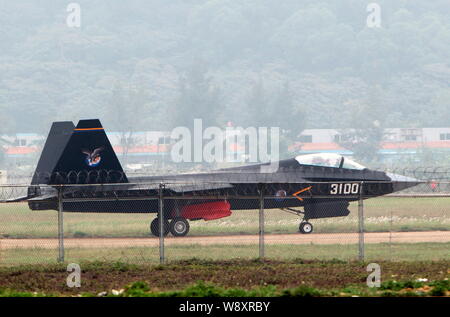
(386, 172, 421, 192)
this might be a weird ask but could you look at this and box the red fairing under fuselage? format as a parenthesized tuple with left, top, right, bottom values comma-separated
(175, 201, 232, 221)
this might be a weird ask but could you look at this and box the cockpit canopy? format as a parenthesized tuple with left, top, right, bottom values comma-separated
(295, 153, 366, 170)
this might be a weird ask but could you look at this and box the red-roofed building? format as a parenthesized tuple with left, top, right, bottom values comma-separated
(293, 128, 450, 162)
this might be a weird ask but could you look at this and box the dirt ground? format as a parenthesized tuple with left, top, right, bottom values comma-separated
(1, 231, 449, 249)
(0, 259, 448, 295)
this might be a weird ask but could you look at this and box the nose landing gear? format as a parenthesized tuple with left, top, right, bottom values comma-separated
(281, 207, 314, 234)
(299, 221, 313, 234)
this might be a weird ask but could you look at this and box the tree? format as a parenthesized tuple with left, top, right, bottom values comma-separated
(337, 86, 386, 164)
(104, 81, 150, 166)
(170, 60, 222, 130)
(272, 81, 306, 158)
(242, 78, 307, 159)
(243, 77, 270, 128)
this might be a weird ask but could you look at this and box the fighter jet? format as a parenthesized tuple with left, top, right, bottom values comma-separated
(25, 119, 420, 237)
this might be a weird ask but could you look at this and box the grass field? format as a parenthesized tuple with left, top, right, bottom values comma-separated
(0, 197, 449, 238)
(0, 259, 448, 297)
(0, 197, 448, 267)
(1, 242, 449, 266)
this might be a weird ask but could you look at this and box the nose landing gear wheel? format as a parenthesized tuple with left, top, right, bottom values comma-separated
(299, 222, 313, 234)
(150, 218, 170, 237)
(169, 217, 190, 237)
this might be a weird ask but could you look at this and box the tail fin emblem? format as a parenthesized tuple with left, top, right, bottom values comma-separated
(82, 147, 105, 167)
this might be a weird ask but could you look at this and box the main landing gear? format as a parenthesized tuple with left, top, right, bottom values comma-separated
(150, 217, 190, 237)
(282, 208, 314, 234)
(169, 217, 190, 237)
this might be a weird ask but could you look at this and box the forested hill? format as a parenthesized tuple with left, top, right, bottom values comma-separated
(0, 0, 449, 135)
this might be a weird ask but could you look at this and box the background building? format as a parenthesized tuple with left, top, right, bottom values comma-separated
(292, 128, 450, 164)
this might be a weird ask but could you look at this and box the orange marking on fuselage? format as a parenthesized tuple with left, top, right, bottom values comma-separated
(292, 186, 312, 201)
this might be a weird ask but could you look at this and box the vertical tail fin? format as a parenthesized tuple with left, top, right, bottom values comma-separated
(31, 121, 75, 185)
(33, 119, 128, 184)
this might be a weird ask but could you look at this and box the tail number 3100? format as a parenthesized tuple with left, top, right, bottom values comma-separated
(330, 183, 360, 195)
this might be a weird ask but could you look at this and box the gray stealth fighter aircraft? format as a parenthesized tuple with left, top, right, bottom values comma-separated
(25, 119, 419, 237)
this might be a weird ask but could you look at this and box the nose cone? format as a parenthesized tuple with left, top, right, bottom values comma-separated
(386, 173, 421, 192)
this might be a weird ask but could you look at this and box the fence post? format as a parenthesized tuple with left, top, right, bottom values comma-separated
(259, 185, 265, 260)
(57, 186, 65, 263)
(358, 181, 364, 261)
(159, 183, 165, 264)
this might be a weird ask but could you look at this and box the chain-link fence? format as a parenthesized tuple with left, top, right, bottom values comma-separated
(0, 181, 449, 266)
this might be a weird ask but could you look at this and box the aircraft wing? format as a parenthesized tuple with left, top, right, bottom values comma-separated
(128, 182, 234, 193)
(125, 171, 310, 194)
(2, 195, 31, 203)
(131, 170, 310, 185)
(27, 193, 58, 201)
(0, 187, 30, 202)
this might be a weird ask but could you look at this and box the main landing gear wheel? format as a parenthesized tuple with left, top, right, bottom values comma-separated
(169, 217, 190, 237)
(150, 218, 170, 237)
(299, 222, 313, 234)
